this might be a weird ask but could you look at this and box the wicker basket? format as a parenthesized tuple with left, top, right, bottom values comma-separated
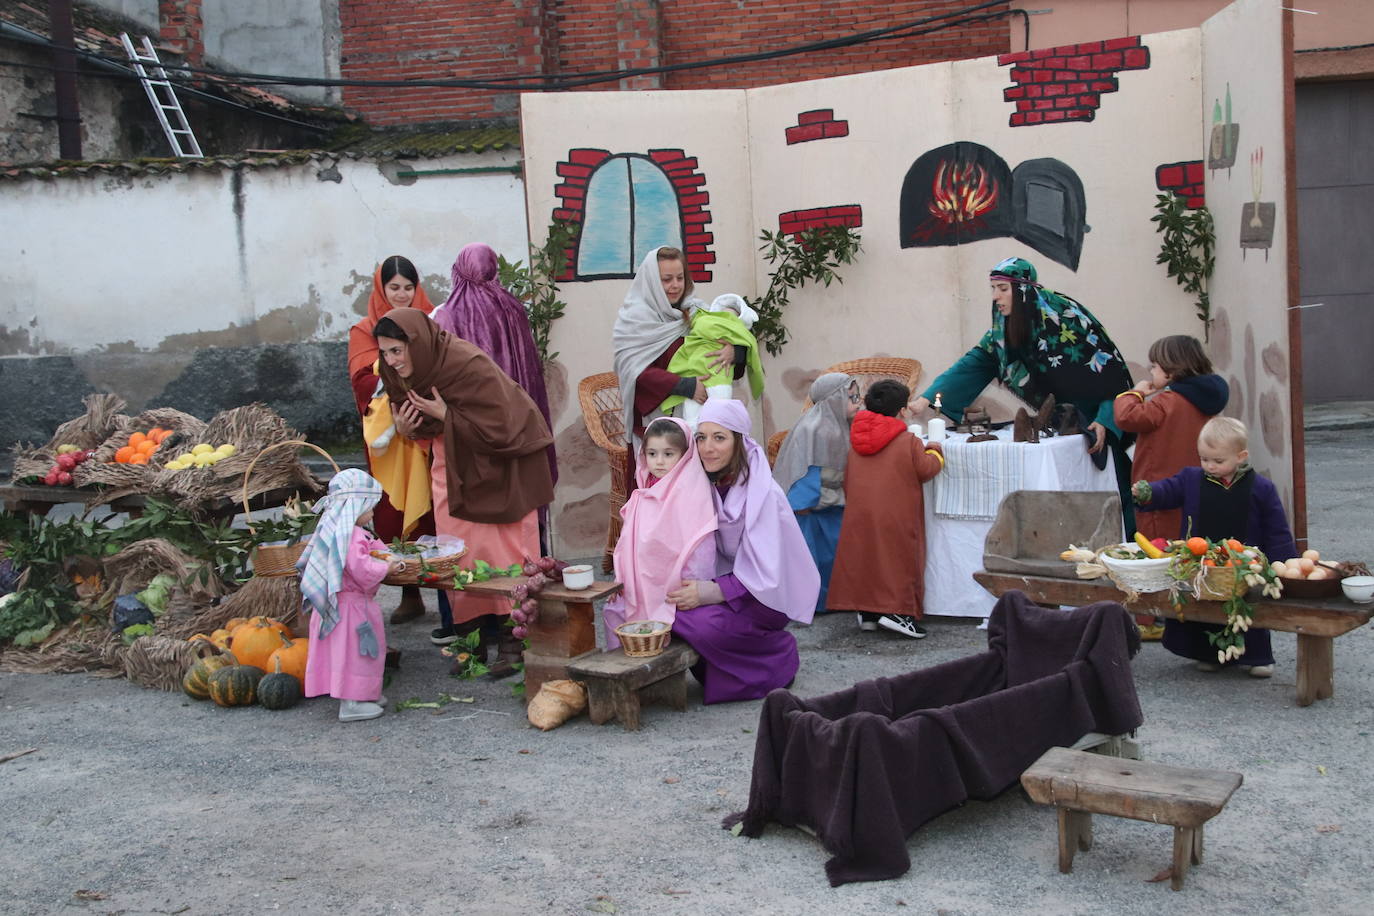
(377, 546, 469, 587)
(242, 440, 339, 578)
(577, 372, 630, 574)
(1100, 547, 1174, 593)
(615, 620, 672, 658)
(1195, 563, 1250, 601)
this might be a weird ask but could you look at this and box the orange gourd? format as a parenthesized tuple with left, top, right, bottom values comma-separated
(229, 619, 290, 671)
(230, 616, 291, 642)
(1186, 537, 1209, 557)
(266, 635, 309, 687)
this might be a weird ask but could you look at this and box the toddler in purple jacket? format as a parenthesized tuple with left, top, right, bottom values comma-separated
(1132, 416, 1297, 677)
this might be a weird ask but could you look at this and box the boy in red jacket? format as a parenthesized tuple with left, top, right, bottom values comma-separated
(826, 381, 945, 637)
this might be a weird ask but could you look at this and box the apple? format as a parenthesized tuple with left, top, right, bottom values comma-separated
(56, 470, 73, 486)
(56, 453, 77, 471)
(43, 469, 60, 486)
(1151, 538, 1169, 551)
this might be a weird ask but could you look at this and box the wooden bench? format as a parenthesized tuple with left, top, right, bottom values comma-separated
(566, 641, 699, 731)
(974, 571, 1374, 707)
(1021, 746, 1243, 891)
(460, 576, 622, 698)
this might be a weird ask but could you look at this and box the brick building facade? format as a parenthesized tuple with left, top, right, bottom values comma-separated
(338, 0, 1011, 126)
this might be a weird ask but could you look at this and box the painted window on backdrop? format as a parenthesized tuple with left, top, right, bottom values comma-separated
(577, 154, 684, 278)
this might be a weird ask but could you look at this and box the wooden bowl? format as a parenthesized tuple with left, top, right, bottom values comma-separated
(1278, 563, 1346, 599)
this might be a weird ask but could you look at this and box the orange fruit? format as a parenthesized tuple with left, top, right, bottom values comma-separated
(129, 432, 147, 447)
(1204, 558, 1216, 567)
(1225, 538, 1244, 553)
(114, 446, 135, 463)
(137, 440, 156, 455)
(128, 453, 149, 465)
(1186, 537, 1208, 557)
(148, 427, 165, 439)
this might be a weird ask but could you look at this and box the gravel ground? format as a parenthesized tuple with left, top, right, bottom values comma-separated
(1, 429, 1370, 916)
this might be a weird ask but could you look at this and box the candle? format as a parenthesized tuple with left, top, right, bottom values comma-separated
(908, 422, 924, 438)
(927, 417, 946, 443)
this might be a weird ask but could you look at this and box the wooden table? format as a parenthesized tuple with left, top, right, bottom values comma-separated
(974, 571, 1373, 706)
(0, 481, 317, 522)
(461, 576, 622, 698)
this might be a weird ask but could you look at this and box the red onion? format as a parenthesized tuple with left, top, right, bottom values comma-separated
(511, 608, 528, 625)
(537, 556, 558, 574)
(522, 559, 540, 577)
(511, 584, 529, 602)
(511, 625, 528, 640)
(527, 573, 548, 593)
(521, 598, 539, 615)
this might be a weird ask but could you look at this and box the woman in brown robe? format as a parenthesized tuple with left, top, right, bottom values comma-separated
(375, 309, 555, 661)
(826, 381, 945, 638)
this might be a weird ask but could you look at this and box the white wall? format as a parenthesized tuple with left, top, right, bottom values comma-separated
(201, 0, 341, 105)
(0, 150, 528, 355)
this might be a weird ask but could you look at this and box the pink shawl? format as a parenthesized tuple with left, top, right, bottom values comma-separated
(613, 417, 718, 626)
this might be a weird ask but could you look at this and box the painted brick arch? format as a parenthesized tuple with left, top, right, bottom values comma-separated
(550, 148, 715, 282)
(998, 36, 1151, 127)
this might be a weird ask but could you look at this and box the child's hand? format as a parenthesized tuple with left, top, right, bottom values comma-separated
(1133, 378, 1156, 395)
(388, 559, 409, 576)
(692, 378, 709, 403)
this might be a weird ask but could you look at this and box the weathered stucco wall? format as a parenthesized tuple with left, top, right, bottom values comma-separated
(0, 150, 528, 450)
(200, 0, 341, 105)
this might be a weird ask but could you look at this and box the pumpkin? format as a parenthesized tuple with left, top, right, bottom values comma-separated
(258, 656, 303, 710)
(223, 617, 249, 632)
(209, 628, 234, 649)
(182, 649, 237, 701)
(266, 634, 308, 687)
(229, 619, 290, 671)
(208, 664, 265, 707)
(229, 616, 291, 641)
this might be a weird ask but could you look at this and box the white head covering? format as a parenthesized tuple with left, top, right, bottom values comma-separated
(612, 248, 705, 437)
(772, 373, 855, 497)
(707, 293, 758, 330)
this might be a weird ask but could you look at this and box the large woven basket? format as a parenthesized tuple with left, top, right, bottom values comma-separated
(1100, 548, 1174, 594)
(577, 372, 630, 574)
(1195, 563, 1250, 601)
(377, 545, 469, 587)
(242, 440, 338, 578)
(615, 620, 672, 658)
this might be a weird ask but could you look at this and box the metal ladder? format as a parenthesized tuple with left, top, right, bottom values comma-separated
(119, 33, 203, 158)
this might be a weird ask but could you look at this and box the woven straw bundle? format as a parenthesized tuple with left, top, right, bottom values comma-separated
(9, 393, 127, 481)
(73, 407, 207, 500)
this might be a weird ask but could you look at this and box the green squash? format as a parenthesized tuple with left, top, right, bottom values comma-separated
(208, 664, 265, 707)
(257, 657, 303, 710)
(182, 649, 237, 701)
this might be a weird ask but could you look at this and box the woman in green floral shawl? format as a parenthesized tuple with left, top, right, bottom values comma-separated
(913, 256, 1135, 524)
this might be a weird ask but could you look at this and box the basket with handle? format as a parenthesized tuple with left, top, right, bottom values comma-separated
(376, 543, 469, 587)
(241, 440, 339, 578)
(1099, 546, 1174, 594)
(615, 620, 672, 658)
(1195, 562, 1251, 601)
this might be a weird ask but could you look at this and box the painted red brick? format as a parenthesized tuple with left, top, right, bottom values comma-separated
(1123, 47, 1150, 69)
(1045, 110, 1067, 121)
(1156, 164, 1184, 187)
(1091, 80, 1118, 92)
(556, 163, 594, 179)
(797, 109, 834, 125)
(569, 149, 613, 166)
(1103, 36, 1141, 51)
(786, 124, 826, 144)
(1091, 51, 1124, 70)
(822, 121, 849, 138)
(1185, 161, 1205, 183)
(1043, 83, 1066, 97)
(1066, 55, 1092, 70)
(1004, 86, 1026, 100)
(648, 149, 686, 163)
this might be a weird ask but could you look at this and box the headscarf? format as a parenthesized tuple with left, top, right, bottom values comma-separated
(429, 244, 556, 484)
(612, 247, 706, 437)
(772, 373, 855, 497)
(347, 260, 435, 380)
(978, 256, 1130, 408)
(295, 468, 383, 639)
(698, 399, 820, 624)
(708, 293, 759, 329)
(376, 309, 554, 524)
(613, 417, 718, 627)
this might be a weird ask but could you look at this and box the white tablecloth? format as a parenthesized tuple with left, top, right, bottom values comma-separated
(922, 429, 1119, 619)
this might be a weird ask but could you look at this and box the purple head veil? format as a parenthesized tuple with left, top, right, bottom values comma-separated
(697, 399, 819, 623)
(432, 243, 556, 483)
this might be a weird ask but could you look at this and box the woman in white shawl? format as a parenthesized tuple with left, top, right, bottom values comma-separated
(772, 373, 859, 613)
(612, 246, 737, 492)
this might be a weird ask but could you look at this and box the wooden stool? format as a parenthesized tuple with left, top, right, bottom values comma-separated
(1021, 747, 1243, 891)
(566, 642, 700, 731)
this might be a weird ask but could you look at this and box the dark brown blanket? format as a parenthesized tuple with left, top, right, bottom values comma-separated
(722, 591, 1143, 885)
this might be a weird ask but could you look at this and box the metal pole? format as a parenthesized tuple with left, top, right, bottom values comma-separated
(49, 0, 82, 159)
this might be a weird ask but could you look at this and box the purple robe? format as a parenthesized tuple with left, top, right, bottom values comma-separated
(431, 243, 557, 485)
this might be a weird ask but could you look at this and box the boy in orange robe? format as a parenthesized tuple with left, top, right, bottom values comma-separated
(826, 381, 945, 638)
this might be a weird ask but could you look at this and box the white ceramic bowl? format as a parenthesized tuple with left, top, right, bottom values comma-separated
(1340, 575, 1374, 604)
(561, 564, 594, 590)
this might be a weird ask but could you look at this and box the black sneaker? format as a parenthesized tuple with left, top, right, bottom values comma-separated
(430, 626, 460, 646)
(878, 615, 927, 639)
(856, 613, 880, 632)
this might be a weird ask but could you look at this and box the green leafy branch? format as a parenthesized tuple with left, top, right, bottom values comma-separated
(1151, 193, 1215, 339)
(498, 219, 581, 364)
(747, 225, 863, 357)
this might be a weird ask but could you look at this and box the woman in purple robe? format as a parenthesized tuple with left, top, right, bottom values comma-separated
(431, 243, 558, 492)
(667, 399, 820, 703)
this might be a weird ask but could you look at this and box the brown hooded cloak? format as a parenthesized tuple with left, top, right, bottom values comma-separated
(376, 309, 554, 524)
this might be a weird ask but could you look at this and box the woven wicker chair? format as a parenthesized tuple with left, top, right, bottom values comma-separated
(767, 357, 923, 468)
(577, 372, 631, 573)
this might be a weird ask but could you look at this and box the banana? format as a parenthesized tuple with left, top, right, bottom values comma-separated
(1134, 530, 1166, 559)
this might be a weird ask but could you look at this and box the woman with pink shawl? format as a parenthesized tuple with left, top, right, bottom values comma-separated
(668, 399, 821, 703)
(602, 417, 717, 650)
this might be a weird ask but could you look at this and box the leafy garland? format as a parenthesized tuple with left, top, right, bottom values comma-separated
(497, 219, 581, 364)
(747, 225, 863, 357)
(1166, 538, 1282, 662)
(1151, 193, 1216, 340)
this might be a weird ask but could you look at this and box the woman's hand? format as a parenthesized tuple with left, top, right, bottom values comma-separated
(910, 396, 932, 416)
(705, 340, 735, 372)
(667, 579, 724, 610)
(392, 401, 423, 439)
(407, 386, 448, 422)
(1087, 421, 1108, 454)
